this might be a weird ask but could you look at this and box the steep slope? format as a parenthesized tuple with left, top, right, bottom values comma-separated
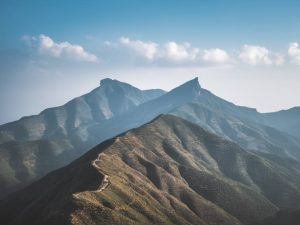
(171, 102, 300, 160)
(95, 78, 300, 160)
(1, 77, 299, 200)
(260, 208, 300, 225)
(85, 77, 204, 140)
(0, 139, 73, 197)
(0, 78, 165, 143)
(261, 107, 300, 139)
(1, 115, 300, 225)
(0, 79, 165, 198)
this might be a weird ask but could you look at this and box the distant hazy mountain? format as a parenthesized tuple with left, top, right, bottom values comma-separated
(99, 78, 300, 160)
(171, 103, 300, 160)
(0, 78, 165, 143)
(1, 115, 299, 225)
(1, 77, 300, 200)
(261, 107, 300, 139)
(0, 79, 165, 198)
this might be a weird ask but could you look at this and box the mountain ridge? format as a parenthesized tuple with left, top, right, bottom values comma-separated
(1, 114, 300, 225)
(0, 77, 300, 201)
(0, 79, 166, 198)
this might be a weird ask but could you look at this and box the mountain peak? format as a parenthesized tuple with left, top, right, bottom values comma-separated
(179, 77, 201, 89)
(190, 77, 200, 86)
(168, 77, 201, 98)
(177, 76, 200, 86)
(100, 78, 118, 86)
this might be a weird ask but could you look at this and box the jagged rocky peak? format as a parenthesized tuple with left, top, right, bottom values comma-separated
(99, 78, 137, 91)
(179, 77, 201, 90)
(169, 77, 202, 98)
(98, 78, 132, 93)
(188, 76, 201, 87)
(100, 78, 119, 86)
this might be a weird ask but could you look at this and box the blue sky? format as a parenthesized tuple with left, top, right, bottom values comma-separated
(1, 0, 300, 124)
(2, 0, 300, 49)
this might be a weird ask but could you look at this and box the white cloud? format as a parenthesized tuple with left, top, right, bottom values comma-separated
(239, 45, 272, 65)
(38, 35, 98, 62)
(120, 36, 158, 60)
(288, 42, 300, 65)
(22, 34, 98, 62)
(273, 53, 285, 65)
(202, 48, 230, 63)
(119, 37, 201, 63)
(162, 42, 199, 62)
(104, 37, 300, 67)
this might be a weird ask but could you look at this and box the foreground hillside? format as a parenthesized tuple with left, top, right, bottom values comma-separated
(1, 115, 300, 225)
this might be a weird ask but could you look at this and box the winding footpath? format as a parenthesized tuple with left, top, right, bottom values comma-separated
(91, 153, 110, 192)
(73, 153, 110, 199)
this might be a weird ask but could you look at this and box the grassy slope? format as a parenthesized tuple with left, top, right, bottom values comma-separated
(1, 115, 300, 225)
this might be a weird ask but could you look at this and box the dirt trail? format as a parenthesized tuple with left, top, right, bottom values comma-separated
(91, 153, 110, 192)
(73, 153, 110, 198)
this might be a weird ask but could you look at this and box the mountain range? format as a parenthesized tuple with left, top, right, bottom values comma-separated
(0, 77, 299, 225)
(0, 79, 165, 198)
(1, 115, 300, 225)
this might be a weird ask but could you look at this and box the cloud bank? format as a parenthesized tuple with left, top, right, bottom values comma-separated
(238, 45, 284, 66)
(119, 36, 231, 65)
(202, 48, 230, 63)
(120, 36, 158, 60)
(22, 34, 300, 67)
(117, 37, 289, 66)
(288, 42, 300, 65)
(22, 34, 98, 63)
